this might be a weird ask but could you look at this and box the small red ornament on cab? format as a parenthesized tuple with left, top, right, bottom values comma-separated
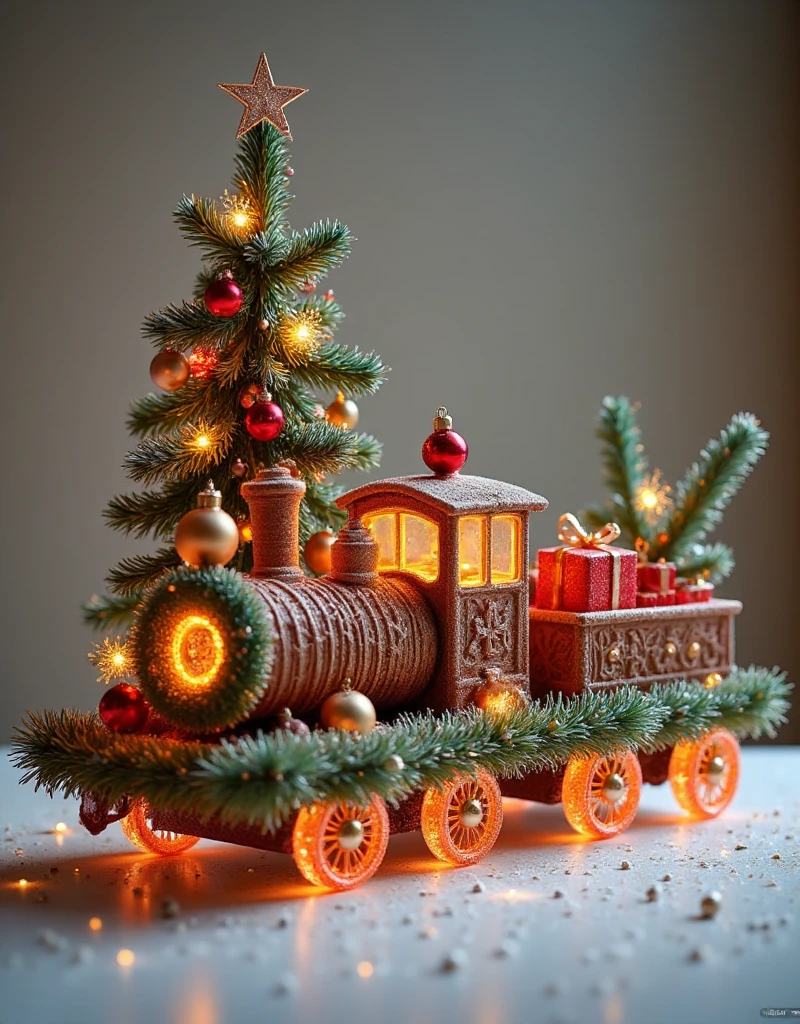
(422, 407, 468, 475)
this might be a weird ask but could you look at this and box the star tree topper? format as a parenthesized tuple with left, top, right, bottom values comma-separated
(219, 53, 307, 140)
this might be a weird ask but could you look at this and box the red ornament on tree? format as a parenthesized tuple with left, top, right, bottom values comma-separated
(98, 684, 150, 734)
(422, 407, 468, 476)
(204, 270, 243, 317)
(245, 392, 285, 441)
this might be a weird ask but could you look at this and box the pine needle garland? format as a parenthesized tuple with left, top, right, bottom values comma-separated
(11, 668, 790, 834)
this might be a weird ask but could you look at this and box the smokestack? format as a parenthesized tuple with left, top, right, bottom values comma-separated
(240, 467, 305, 579)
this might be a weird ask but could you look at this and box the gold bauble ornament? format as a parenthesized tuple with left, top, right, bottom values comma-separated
(303, 530, 335, 575)
(320, 683, 377, 734)
(150, 350, 191, 391)
(325, 391, 359, 429)
(175, 481, 240, 567)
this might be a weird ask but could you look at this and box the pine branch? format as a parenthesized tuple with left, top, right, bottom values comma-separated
(271, 421, 381, 476)
(674, 543, 736, 585)
(233, 122, 291, 235)
(595, 396, 651, 546)
(107, 549, 182, 596)
(104, 480, 200, 539)
(173, 195, 243, 263)
(82, 594, 140, 631)
(650, 413, 769, 562)
(295, 294, 345, 333)
(293, 343, 386, 397)
(263, 221, 351, 288)
(142, 302, 244, 351)
(11, 669, 790, 833)
(123, 426, 234, 485)
(127, 381, 240, 438)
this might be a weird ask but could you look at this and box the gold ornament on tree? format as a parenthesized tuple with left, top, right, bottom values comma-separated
(175, 481, 240, 567)
(320, 681, 377, 734)
(325, 391, 359, 429)
(150, 350, 191, 392)
(220, 189, 255, 234)
(89, 637, 132, 684)
(303, 530, 335, 575)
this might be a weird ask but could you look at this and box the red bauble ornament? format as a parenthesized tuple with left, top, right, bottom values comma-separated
(422, 407, 468, 475)
(245, 393, 285, 441)
(286, 167, 295, 177)
(204, 271, 243, 317)
(232, 457, 248, 478)
(99, 684, 150, 734)
(323, 290, 335, 302)
(298, 279, 316, 294)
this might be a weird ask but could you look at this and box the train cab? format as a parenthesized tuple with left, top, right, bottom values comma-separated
(337, 474, 548, 712)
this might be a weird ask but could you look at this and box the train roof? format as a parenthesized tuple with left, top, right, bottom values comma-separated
(337, 474, 549, 516)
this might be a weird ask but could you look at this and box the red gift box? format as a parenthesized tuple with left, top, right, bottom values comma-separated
(636, 590, 676, 608)
(637, 560, 676, 596)
(675, 579, 714, 604)
(535, 514, 637, 613)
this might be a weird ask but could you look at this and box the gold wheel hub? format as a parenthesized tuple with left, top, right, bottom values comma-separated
(459, 798, 484, 829)
(602, 772, 626, 803)
(337, 818, 364, 851)
(705, 754, 725, 779)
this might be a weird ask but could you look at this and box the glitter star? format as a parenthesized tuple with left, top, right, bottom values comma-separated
(219, 54, 307, 140)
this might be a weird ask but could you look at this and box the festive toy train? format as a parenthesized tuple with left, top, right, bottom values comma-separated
(106, 409, 748, 890)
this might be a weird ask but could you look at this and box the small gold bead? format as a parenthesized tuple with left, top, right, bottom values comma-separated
(607, 646, 621, 663)
(704, 672, 723, 689)
(664, 641, 677, 657)
(687, 641, 701, 660)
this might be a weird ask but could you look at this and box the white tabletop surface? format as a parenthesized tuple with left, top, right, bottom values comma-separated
(1, 746, 798, 1024)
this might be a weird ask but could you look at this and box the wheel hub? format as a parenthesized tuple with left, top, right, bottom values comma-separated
(337, 818, 364, 851)
(705, 755, 725, 779)
(602, 772, 626, 803)
(459, 798, 484, 829)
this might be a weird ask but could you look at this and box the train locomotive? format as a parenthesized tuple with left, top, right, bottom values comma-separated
(121, 416, 743, 891)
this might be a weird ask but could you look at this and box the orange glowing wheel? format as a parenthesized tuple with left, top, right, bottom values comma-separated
(562, 750, 642, 839)
(421, 767, 503, 866)
(120, 798, 200, 855)
(292, 796, 389, 891)
(668, 728, 740, 818)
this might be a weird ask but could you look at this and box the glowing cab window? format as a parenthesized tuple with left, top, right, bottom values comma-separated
(364, 512, 397, 571)
(363, 512, 439, 582)
(491, 515, 521, 584)
(459, 516, 486, 587)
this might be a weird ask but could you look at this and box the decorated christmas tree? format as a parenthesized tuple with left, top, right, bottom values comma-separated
(85, 53, 384, 635)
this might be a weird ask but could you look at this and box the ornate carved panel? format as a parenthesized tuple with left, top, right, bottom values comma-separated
(460, 592, 517, 673)
(530, 621, 579, 691)
(589, 615, 731, 685)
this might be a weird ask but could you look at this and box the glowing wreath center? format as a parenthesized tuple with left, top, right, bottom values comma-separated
(171, 614, 225, 688)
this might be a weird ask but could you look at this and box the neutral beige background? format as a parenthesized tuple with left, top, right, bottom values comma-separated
(1, 0, 797, 741)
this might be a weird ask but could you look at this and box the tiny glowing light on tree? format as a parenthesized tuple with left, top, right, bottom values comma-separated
(357, 961, 374, 978)
(634, 469, 672, 523)
(54, 822, 68, 833)
(278, 308, 323, 365)
(171, 614, 225, 688)
(89, 917, 103, 932)
(89, 637, 131, 684)
(220, 189, 255, 235)
(18, 878, 28, 888)
(116, 949, 135, 967)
